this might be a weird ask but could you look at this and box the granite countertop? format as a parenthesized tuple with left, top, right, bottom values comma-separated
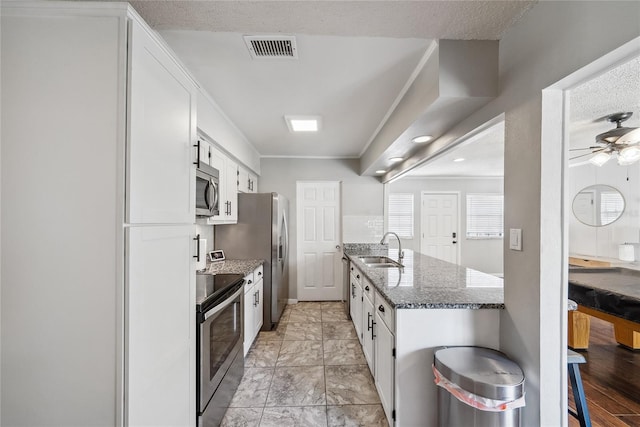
(343, 243, 504, 310)
(199, 259, 264, 276)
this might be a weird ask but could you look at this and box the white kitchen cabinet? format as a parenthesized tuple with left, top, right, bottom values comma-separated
(127, 225, 195, 427)
(362, 288, 375, 374)
(243, 265, 264, 356)
(375, 305, 395, 426)
(208, 145, 238, 224)
(238, 166, 258, 193)
(253, 278, 264, 333)
(127, 20, 196, 225)
(350, 268, 363, 344)
(2, 4, 198, 426)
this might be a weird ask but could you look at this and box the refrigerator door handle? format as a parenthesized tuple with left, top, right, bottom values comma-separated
(282, 211, 289, 271)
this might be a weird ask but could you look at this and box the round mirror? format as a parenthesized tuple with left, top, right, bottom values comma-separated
(572, 184, 625, 227)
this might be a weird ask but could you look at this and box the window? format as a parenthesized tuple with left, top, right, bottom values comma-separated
(600, 191, 624, 225)
(388, 193, 414, 239)
(466, 194, 504, 239)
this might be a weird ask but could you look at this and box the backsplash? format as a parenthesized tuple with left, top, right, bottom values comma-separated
(342, 215, 384, 243)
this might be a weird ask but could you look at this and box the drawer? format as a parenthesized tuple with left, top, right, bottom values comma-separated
(350, 268, 362, 285)
(375, 291, 394, 331)
(254, 264, 264, 282)
(361, 276, 374, 301)
(243, 271, 255, 293)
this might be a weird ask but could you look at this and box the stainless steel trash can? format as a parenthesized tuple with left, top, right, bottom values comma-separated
(434, 347, 525, 427)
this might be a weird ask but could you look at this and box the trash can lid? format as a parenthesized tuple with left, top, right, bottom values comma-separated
(434, 347, 525, 401)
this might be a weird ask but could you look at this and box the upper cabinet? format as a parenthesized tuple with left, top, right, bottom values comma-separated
(238, 166, 258, 193)
(127, 21, 196, 225)
(205, 143, 238, 224)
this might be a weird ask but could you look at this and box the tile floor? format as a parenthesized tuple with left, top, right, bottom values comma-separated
(222, 301, 389, 427)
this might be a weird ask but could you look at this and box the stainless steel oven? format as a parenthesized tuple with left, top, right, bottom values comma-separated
(196, 273, 244, 426)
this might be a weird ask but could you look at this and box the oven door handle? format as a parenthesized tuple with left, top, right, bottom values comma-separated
(203, 285, 244, 321)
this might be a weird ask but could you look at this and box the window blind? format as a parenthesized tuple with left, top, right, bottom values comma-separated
(600, 191, 624, 225)
(388, 193, 414, 239)
(466, 194, 504, 239)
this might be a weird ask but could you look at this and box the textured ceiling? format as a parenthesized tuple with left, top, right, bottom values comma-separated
(131, 1, 537, 39)
(124, 0, 537, 163)
(569, 56, 640, 156)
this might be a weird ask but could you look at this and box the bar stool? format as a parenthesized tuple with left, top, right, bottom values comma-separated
(568, 349, 591, 427)
(567, 299, 592, 427)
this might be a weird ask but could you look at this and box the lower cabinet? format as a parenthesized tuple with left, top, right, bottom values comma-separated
(350, 271, 363, 344)
(127, 225, 196, 427)
(243, 265, 264, 356)
(362, 291, 375, 374)
(374, 310, 395, 425)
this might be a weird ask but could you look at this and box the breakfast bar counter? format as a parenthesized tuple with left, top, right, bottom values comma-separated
(343, 244, 504, 309)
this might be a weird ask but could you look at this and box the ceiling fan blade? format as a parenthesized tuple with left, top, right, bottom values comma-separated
(569, 147, 607, 161)
(569, 147, 595, 151)
(570, 152, 598, 160)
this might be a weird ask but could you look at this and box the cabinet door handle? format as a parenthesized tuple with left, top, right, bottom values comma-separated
(247, 279, 252, 285)
(351, 284, 355, 298)
(356, 274, 360, 279)
(365, 285, 370, 291)
(193, 140, 201, 165)
(254, 291, 258, 307)
(193, 234, 200, 262)
(258, 271, 262, 276)
(367, 312, 373, 331)
(378, 305, 385, 313)
(256, 290, 259, 305)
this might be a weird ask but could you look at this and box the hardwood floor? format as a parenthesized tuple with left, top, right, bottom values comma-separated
(569, 316, 640, 427)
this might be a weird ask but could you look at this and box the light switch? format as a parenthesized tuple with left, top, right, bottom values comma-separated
(510, 229, 522, 251)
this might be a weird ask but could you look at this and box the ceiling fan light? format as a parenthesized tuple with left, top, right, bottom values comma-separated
(589, 151, 611, 167)
(619, 146, 640, 162)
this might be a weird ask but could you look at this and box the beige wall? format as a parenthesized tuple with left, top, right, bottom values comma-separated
(389, 177, 504, 275)
(390, 3, 639, 425)
(259, 158, 384, 299)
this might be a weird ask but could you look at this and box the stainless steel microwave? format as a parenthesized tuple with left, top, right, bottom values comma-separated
(196, 161, 219, 217)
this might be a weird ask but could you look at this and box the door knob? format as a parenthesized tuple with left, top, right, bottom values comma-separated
(335, 245, 341, 250)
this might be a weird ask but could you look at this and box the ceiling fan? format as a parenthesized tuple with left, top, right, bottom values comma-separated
(570, 112, 640, 166)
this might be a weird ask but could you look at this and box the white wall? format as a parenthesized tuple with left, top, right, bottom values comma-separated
(389, 177, 504, 275)
(258, 158, 384, 299)
(568, 161, 640, 259)
(1, 10, 124, 425)
(386, 2, 640, 425)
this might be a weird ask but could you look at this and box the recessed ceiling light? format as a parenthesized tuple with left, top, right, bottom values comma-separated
(389, 157, 404, 163)
(453, 158, 465, 162)
(285, 115, 321, 132)
(412, 135, 433, 143)
(375, 170, 386, 174)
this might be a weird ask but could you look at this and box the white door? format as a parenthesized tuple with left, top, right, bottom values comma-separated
(296, 181, 342, 300)
(127, 225, 195, 427)
(421, 193, 459, 263)
(127, 22, 196, 224)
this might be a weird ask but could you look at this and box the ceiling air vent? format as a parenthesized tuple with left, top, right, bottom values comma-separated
(243, 35, 298, 59)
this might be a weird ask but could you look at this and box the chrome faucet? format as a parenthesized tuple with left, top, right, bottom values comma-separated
(380, 232, 404, 262)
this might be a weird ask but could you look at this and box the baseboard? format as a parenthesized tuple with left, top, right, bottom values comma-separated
(287, 299, 298, 304)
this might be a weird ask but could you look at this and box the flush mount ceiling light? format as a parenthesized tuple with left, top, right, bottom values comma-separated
(389, 157, 404, 163)
(412, 135, 433, 143)
(285, 115, 321, 132)
(571, 112, 640, 166)
(453, 158, 465, 162)
(375, 170, 386, 174)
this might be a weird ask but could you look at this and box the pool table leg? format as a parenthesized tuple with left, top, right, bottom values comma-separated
(569, 311, 591, 350)
(614, 325, 640, 350)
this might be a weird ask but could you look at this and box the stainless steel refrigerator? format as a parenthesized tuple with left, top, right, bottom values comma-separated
(214, 193, 289, 330)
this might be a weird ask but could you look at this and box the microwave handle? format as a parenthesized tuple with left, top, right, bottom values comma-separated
(209, 179, 219, 213)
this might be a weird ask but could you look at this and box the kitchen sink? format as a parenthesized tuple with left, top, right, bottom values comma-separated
(358, 256, 403, 268)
